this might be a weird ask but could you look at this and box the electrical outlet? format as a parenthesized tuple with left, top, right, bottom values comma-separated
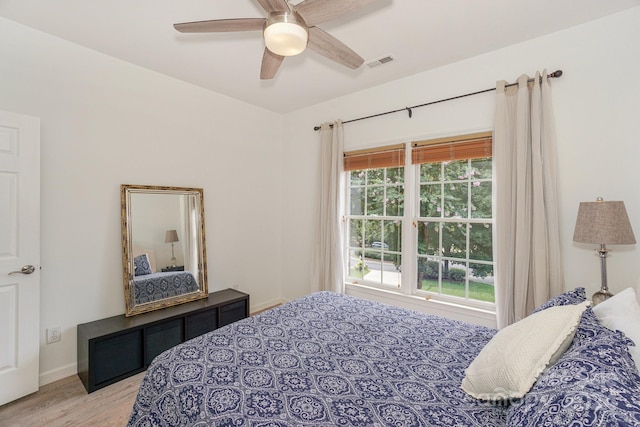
(46, 326, 61, 344)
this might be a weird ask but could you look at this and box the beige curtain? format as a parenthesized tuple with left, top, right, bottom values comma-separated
(494, 70, 563, 328)
(311, 121, 345, 293)
(182, 195, 199, 275)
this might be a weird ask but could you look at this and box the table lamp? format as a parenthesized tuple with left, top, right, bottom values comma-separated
(573, 197, 636, 304)
(165, 229, 179, 267)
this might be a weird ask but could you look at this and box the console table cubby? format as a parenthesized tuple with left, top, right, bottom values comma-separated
(77, 288, 249, 393)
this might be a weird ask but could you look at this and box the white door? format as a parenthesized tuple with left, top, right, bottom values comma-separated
(0, 110, 40, 406)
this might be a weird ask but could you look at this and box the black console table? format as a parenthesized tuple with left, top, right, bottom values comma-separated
(77, 288, 249, 393)
(161, 265, 184, 272)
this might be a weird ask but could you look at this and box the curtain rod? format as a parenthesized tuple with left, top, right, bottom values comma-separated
(313, 69, 563, 131)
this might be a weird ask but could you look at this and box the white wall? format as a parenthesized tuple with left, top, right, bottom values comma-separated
(0, 17, 285, 384)
(282, 8, 640, 311)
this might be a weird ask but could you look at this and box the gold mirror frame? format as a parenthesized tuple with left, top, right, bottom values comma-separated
(121, 184, 208, 316)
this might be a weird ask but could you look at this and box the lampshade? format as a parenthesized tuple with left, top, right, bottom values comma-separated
(165, 230, 179, 244)
(264, 12, 308, 56)
(573, 199, 636, 245)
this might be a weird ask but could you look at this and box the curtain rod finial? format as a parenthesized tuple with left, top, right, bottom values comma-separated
(550, 70, 563, 78)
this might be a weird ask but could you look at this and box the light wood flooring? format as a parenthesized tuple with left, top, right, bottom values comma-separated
(0, 372, 144, 427)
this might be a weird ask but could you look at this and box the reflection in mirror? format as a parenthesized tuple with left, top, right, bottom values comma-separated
(121, 185, 208, 316)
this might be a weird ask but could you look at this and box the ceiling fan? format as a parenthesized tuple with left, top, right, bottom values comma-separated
(174, 0, 377, 80)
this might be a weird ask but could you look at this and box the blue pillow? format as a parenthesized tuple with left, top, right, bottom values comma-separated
(506, 307, 640, 426)
(134, 254, 152, 276)
(532, 287, 586, 313)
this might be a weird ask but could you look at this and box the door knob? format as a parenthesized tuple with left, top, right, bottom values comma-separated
(8, 265, 36, 275)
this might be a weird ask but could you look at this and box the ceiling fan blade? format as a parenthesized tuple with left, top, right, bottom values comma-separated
(257, 0, 290, 14)
(174, 18, 265, 33)
(295, 0, 377, 26)
(260, 48, 285, 80)
(307, 27, 364, 69)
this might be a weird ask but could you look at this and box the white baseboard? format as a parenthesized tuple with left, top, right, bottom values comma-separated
(251, 298, 288, 315)
(39, 362, 77, 387)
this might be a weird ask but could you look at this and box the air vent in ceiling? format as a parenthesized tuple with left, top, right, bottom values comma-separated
(366, 55, 394, 68)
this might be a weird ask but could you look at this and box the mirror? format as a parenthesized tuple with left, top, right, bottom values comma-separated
(121, 184, 208, 316)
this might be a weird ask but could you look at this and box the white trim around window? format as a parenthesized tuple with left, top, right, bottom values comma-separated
(343, 132, 496, 322)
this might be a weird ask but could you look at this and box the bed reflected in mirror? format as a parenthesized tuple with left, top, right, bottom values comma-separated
(121, 184, 208, 316)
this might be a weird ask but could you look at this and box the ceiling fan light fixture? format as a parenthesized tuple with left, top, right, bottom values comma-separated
(264, 12, 308, 57)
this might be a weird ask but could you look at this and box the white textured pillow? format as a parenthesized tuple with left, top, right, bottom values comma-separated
(462, 301, 590, 400)
(593, 287, 640, 370)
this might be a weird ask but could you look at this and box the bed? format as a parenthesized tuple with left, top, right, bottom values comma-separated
(133, 271, 200, 305)
(127, 289, 640, 426)
(132, 252, 199, 304)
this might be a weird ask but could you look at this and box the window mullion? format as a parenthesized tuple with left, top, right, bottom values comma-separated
(438, 163, 445, 295)
(399, 143, 413, 296)
(466, 159, 472, 299)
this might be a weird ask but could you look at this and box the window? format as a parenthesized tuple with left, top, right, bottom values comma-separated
(345, 144, 404, 288)
(347, 167, 404, 287)
(344, 133, 494, 306)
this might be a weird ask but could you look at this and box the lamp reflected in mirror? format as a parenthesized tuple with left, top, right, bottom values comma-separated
(165, 229, 179, 267)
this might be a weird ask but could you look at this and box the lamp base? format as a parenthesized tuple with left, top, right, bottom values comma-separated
(592, 289, 613, 305)
(171, 257, 177, 268)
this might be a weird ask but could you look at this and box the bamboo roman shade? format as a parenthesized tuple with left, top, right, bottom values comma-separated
(411, 131, 492, 164)
(343, 143, 405, 171)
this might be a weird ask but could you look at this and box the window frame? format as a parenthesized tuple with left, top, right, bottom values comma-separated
(343, 132, 495, 310)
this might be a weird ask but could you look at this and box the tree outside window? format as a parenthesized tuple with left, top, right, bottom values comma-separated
(417, 158, 494, 302)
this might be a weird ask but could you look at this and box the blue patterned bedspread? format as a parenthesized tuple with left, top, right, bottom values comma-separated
(128, 291, 505, 426)
(134, 271, 200, 305)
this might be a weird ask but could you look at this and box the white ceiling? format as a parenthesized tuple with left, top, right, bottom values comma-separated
(2, 0, 639, 113)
